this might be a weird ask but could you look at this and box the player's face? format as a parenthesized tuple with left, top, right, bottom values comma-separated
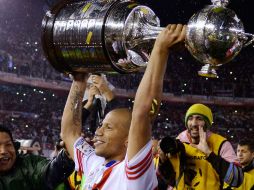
(0, 132, 17, 173)
(94, 111, 128, 161)
(187, 115, 206, 139)
(237, 145, 254, 167)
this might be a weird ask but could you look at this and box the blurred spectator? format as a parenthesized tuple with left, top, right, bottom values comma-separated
(0, 125, 74, 190)
(231, 139, 254, 190)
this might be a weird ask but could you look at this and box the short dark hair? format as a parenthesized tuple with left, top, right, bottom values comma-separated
(238, 139, 254, 152)
(0, 125, 14, 142)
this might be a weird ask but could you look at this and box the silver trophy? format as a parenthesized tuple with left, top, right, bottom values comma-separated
(41, 0, 161, 74)
(42, 0, 254, 76)
(185, 0, 254, 77)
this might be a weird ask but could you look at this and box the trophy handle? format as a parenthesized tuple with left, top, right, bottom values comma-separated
(239, 32, 254, 47)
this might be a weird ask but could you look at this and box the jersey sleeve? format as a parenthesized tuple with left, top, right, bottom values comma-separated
(73, 136, 104, 177)
(125, 140, 158, 189)
(219, 141, 238, 163)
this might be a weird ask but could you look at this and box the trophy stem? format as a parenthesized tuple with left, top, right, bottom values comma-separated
(125, 21, 164, 49)
(140, 24, 164, 40)
(198, 64, 218, 78)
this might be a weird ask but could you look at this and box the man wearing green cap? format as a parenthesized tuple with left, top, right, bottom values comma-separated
(157, 103, 243, 190)
(177, 103, 243, 189)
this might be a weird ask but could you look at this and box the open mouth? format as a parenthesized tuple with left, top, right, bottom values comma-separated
(0, 157, 11, 164)
(191, 130, 199, 134)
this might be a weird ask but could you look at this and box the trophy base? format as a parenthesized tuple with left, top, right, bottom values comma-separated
(198, 64, 218, 78)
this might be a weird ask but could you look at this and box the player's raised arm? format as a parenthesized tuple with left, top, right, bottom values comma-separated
(60, 74, 88, 160)
(127, 24, 186, 160)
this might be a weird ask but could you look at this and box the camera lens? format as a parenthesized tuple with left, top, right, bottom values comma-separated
(160, 136, 178, 155)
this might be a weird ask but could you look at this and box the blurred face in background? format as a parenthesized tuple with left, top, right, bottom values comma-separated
(237, 144, 254, 168)
(0, 132, 17, 173)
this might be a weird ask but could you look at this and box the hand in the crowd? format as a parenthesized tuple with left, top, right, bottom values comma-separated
(91, 74, 114, 101)
(91, 75, 109, 94)
(154, 24, 186, 52)
(191, 126, 212, 156)
(84, 85, 100, 109)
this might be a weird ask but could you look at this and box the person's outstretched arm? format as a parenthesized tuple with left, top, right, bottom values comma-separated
(127, 24, 186, 160)
(61, 74, 88, 160)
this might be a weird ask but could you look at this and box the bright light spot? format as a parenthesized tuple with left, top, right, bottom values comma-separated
(11, 118, 14, 121)
(16, 92, 19, 95)
(230, 71, 233, 75)
(166, 118, 169, 121)
(184, 83, 187, 86)
(20, 99, 23, 102)
(206, 78, 208, 80)
(23, 93, 26, 96)
(25, 125, 28, 128)
(33, 89, 36, 92)
(235, 110, 237, 113)
(234, 77, 237, 80)
(14, 67, 16, 70)
(188, 21, 206, 29)
(158, 113, 161, 116)
(52, 94, 55, 97)
(182, 89, 185, 92)
(43, 98, 46, 101)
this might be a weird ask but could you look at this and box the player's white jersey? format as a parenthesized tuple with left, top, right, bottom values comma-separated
(74, 137, 158, 190)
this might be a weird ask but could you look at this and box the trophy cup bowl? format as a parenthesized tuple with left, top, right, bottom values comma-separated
(41, 0, 160, 74)
(185, 1, 254, 77)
